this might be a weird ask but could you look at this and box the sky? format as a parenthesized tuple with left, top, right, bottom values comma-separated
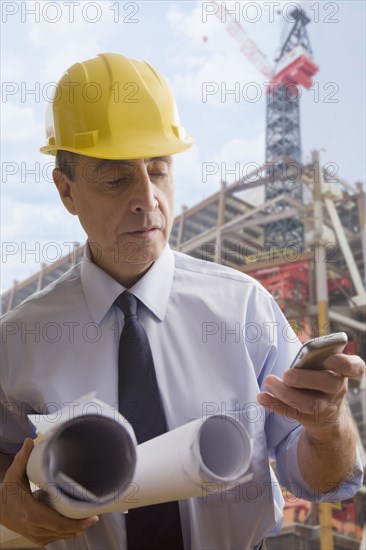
(1, 0, 365, 292)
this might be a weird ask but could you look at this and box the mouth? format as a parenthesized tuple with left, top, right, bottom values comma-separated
(125, 227, 161, 240)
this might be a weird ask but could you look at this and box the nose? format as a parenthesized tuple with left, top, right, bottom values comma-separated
(129, 166, 158, 214)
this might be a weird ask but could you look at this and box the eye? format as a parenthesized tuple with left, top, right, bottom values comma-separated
(148, 165, 169, 181)
(101, 164, 135, 187)
(104, 178, 129, 188)
(150, 172, 168, 180)
(148, 159, 170, 180)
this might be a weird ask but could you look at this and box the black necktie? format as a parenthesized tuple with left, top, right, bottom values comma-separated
(116, 291, 184, 550)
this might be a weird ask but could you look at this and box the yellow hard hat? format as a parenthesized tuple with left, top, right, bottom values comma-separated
(40, 53, 193, 159)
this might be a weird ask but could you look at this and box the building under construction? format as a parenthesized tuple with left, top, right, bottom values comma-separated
(1, 5, 365, 550)
(1, 148, 365, 550)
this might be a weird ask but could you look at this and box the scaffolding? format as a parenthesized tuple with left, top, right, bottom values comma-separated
(1, 153, 365, 549)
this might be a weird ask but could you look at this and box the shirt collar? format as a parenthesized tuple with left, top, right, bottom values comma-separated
(81, 244, 175, 324)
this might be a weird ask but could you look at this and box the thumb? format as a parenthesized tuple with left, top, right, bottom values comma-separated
(11, 438, 34, 479)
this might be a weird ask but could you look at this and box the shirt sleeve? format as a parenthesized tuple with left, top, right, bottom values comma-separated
(257, 293, 364, 502)
(0, 316, 37, 456)
(275, 424, 364, 502)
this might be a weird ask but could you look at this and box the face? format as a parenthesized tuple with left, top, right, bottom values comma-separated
(54, 154, 174, 286)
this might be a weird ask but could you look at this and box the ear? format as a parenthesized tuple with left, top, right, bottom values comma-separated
(53, 168, 78, 215)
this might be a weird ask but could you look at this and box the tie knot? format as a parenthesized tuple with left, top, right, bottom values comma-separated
(115, 291, 138, 318)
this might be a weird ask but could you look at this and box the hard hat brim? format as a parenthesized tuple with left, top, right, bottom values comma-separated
(41, 135, 194, 160)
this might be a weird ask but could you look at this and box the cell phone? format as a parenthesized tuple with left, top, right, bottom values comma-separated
(290, 332, 348, 369)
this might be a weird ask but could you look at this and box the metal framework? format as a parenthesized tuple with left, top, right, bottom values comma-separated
(265, 84, 302, 166)
(264, 8, 315, 247)
(1, 155, 365, 549)
(275, 8, 313, 62)
(265, 7, 313, 166)
(213, 2, 316, 247)
(3, 158, 364, 330)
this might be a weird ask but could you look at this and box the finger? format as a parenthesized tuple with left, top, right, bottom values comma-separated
(29, 501, 99, 536)
(31, 523, 98, 540)
(21, 529, 87, 547)
(257, 392, 342, 430)
(23, 509, 99, 540)
(11, 438, 34, 476)
(323, 354, 365, 378)
(284, 368, 347, 395)
(35, 502, 99, 533)
(6, 439, 35, 490)
(262, 375, 334, 415)
(257, 392, 304, 421)
(51, 515, 99, 536)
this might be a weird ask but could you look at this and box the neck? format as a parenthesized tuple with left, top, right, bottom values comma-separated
(87, 248, 154, 287)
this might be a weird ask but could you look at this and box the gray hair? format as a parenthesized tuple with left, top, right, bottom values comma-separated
(55, 150, 78, 181)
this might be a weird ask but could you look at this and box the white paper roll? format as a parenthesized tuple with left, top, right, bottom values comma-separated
(128, 414, 253, 510)
(25, 398, 253, 519)
(26, 414, 137, 516)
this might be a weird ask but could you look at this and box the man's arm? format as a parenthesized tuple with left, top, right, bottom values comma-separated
(0, 439, 99, 547)
(257, 353, 364, 493)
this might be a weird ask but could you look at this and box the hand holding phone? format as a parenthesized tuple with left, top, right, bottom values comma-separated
(290, 332, 348, 370)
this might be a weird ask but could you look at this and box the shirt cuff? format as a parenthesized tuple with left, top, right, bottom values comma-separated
(276, 425, 364, 502)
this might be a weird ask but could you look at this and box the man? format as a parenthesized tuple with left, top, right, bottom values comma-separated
(0, 53, 364, 550)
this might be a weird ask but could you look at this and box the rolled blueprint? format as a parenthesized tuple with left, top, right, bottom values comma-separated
(26, 395, 137, 518)
(130, 414, 253, 509)
(25, 396, 253, 519)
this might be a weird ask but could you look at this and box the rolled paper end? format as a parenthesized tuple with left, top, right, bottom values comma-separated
(28, 414, 136, 506)
(198, 415, 252, 483)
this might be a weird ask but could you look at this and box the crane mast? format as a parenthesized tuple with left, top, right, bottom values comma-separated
(266, 7, 315, 166)
(265, 7, 318, 246)
(213, 2, 318, 247)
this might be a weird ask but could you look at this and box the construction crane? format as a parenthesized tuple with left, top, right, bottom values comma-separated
(210, 3, 365, 309)
(211, 4, 338, 550)
(212, 1, 318, 247)
(266, 7, 318, 165)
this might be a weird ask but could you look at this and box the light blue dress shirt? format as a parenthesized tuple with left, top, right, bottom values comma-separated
(1, 245, 363, 550)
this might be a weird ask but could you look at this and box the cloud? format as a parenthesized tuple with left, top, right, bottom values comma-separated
(1, 103, 43, 142)
(174, 144, 212, 209)
(2, 199, 84, 242)
(201, 132, 265, 187)
(173, 132, 265, 213)
(166, 1, 279, 56)
(217, 133, 265, 166)
(1, 198, 86, 291)
(24, 1, 118, 81)
(166, 3, 267, 106)
(163, 0, 289, 132)
(166, 2, 226, 49)
(0, 49, 24, 80)
(169, 51, 264, 108)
